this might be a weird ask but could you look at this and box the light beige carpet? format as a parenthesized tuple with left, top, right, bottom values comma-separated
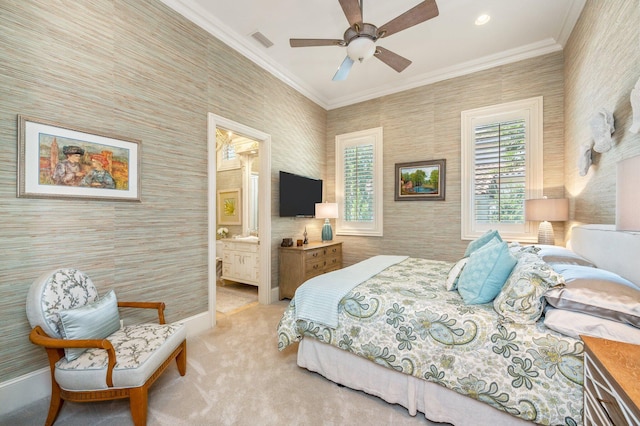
(215, 282, 258, 314)
(1, 302, 445, 425)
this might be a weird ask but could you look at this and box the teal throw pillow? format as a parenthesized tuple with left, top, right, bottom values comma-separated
(58, 289, 121, 361)
(464, 229, 502, 257)
(457, 240, 517, 304)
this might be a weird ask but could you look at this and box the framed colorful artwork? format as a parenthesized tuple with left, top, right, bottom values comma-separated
(394, 159, 446, 201)
(217, 188, 241, 225)
(17, 115, 141, 201)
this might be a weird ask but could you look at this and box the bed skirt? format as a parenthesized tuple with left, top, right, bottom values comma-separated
(297, 338, 533, 426)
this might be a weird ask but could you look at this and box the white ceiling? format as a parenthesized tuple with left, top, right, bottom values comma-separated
(160, 0, 586, 110)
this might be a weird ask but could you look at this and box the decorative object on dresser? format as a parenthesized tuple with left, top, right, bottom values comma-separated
(279, 241, 342, 299)
(582, 335, 640, 426)
(315, 202, 339, 241)
(524, 197, 569, 245)
(221, 239, 259, 286)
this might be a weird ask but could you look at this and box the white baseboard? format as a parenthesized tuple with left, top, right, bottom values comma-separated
(271, 286, 280, 303)
(0, 367, 51, 417)
(0, 311, 212, 417)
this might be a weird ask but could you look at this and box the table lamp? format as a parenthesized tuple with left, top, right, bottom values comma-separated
(525, 197, 569, 245)
(315, 202, 338, 242)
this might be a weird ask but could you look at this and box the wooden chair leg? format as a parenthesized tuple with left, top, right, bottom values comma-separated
(176, 341, 187, 376)
(45, 380, 63, 426)
(129, 387, 148, 426)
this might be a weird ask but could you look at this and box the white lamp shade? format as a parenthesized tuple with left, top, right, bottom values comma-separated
(617, 155, 640, 231)
(524, 198, 569, 222)
(315, 202, 338, 219)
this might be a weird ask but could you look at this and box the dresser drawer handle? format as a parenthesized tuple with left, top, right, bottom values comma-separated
(313, 264, 320, 270)
(331, 248, 337, 253)
(312, 252, 319, 257)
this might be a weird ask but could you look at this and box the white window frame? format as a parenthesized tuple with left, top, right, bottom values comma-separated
(461, 97, 543, 242)
(335, 127, 383, 237)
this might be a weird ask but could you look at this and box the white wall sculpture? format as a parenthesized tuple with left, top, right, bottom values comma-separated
(589, 108, 615, 153)
(578, 143, 592, 176)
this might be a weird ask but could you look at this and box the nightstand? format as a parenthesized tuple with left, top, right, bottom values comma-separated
(582, 335, 640, 425)
(278, 241, 342, 299)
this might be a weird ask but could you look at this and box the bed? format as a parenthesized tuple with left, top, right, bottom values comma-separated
(277, 225, 640, 426)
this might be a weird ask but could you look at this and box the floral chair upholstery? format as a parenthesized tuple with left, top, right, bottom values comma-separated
(26, 268, 187, 426)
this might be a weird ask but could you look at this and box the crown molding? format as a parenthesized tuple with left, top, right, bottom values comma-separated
(158, 0, 330, 108)
(326, 38, 563, 109)
(556, 0, 587, 47)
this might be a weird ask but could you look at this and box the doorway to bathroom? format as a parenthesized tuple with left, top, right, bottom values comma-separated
(207, 113, 272, 327)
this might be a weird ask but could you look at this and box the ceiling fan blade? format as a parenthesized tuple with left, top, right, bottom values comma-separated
(374, 46, 412, 73)
(332, 56, 355, 81)
(338, 0, 363, 29)
(290, 38, 344, 47)
(377, 0, 439, 38)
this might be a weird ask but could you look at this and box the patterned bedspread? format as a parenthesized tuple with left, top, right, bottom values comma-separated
(278, 258, 584, 425)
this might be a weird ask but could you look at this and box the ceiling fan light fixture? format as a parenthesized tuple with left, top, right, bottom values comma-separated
(347, 36, 376, 62)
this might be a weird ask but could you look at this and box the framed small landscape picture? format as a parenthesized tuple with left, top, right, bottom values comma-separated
(395, 159, 446, 201)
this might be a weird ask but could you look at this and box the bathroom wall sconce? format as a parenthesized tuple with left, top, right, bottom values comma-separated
(525, 197, 569, 245)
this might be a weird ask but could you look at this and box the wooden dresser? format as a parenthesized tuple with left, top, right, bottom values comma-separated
(278, 241, 342, 299)
(582, 335, 640, 425)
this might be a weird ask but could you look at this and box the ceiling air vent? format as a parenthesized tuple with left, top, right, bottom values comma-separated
(251, 31, 274, 48)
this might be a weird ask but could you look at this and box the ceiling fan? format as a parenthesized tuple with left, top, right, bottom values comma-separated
(290, 0, 439, 81)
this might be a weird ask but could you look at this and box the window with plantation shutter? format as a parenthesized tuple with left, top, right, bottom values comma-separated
(461, 97, 543, 242)
(474, 119, 526, 224)
(336, 127, 383, 236)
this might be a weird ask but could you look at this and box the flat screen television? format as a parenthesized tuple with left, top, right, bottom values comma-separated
(279, 171, 323, 217)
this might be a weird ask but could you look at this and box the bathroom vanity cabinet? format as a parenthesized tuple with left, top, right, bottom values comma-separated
(221, 239, 259, 286)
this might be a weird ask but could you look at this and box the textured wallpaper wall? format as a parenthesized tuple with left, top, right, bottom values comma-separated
(0, 0, 326, 382)
(326, 52, 566, 267)
(563, 0, 640, 228)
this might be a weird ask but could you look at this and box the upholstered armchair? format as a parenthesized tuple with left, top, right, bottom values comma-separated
(26, 268, 187, 426)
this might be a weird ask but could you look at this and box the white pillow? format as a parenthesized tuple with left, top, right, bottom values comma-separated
(534, 245, 595, 267)
(445, 258, 468, 291)
(545, 267, 640, 327)
(544, 308, 640, 345)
